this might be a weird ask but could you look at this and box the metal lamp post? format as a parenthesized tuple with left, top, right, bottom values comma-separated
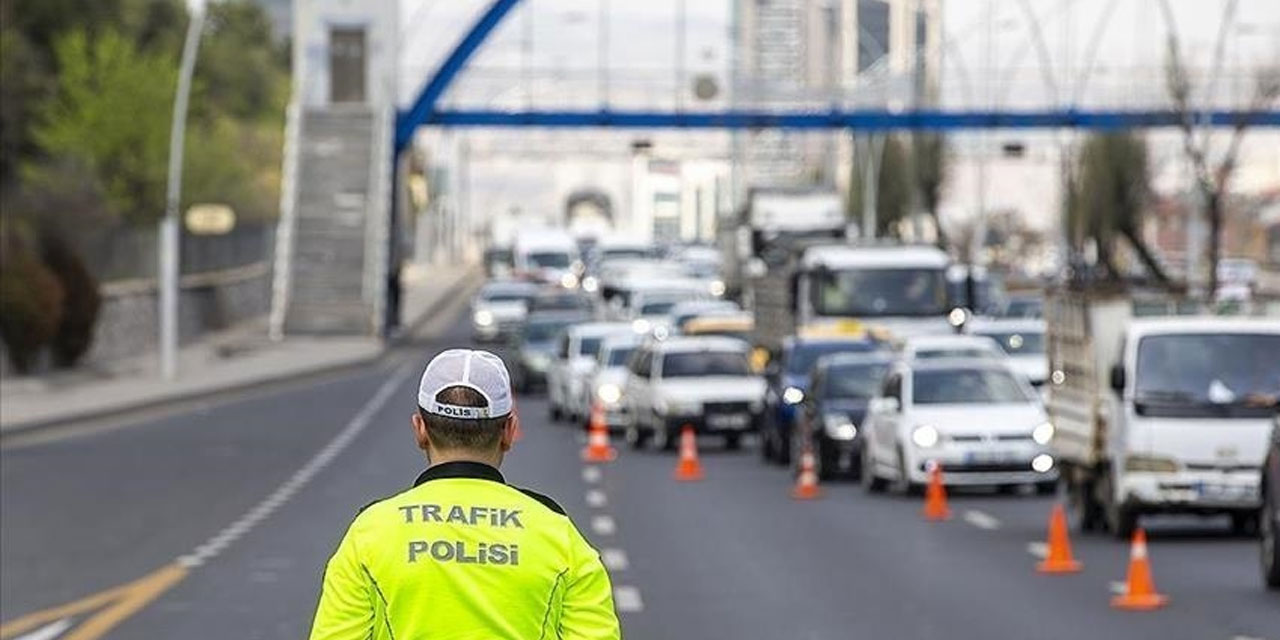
(159, 2, 207, 380)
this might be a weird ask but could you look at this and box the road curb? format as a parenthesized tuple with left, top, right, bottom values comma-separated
(0, 266, 481, 438)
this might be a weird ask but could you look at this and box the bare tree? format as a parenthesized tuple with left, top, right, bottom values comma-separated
(1159, 0, 1280, 298)
(911, 132, 948, 249)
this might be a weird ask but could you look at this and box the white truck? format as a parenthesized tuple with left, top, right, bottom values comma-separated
(513, 229, 581, 288)
(1046, 289, 1280, 537)
(721, 188, 847, 300)
(751, 243, 955, 352)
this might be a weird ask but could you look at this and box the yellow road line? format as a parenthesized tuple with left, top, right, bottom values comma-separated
(0, 564, 187, 640)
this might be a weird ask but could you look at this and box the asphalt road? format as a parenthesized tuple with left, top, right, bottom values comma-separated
(2, 308, 1276, 639)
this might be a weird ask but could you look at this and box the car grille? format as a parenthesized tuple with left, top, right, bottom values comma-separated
(705, 401, 751, 414)
(927, 461, 1034, 473)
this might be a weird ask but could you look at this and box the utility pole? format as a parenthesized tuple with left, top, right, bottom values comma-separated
(159, 3, 206, 380)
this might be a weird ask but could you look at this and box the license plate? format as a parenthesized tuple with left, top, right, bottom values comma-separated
(1196, 483, 1256, 501)
(964, 449, 1017, 464)
(707, 414, 749, 428)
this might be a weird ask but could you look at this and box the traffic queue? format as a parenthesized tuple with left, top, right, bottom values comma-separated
(475, 227, 1280, 592)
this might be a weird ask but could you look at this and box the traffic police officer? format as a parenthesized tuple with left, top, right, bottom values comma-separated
(309, 349, 621, 639)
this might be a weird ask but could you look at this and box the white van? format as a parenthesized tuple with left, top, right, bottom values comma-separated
(514, 230, 580, 288)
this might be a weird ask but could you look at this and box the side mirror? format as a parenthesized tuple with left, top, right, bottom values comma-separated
(872, 397, 900, 413)
(1109, 363, 1126, 394)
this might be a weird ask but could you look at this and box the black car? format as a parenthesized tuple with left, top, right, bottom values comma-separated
(508, 311, 588, 392)
(794, 353, 893, 480)
(1263, 414, 1280, 589)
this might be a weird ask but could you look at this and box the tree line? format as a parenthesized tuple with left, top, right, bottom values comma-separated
(0, 0, 289, 372)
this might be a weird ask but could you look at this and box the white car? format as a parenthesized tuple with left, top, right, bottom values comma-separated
(578, 333, 643, 430)
(470, 280, 539, 342)
(546, 322, 631, 423)
(861, 358, 1057, 493)
(621, 284, 707, 334)
(968, 317, 1048, 387)
(623, 336, 766, 451)
(898, 334, 1006, 361)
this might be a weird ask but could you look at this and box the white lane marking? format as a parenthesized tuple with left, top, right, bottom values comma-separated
(585, 489, 608, 508)
(601, 548, 630, 571)
(14, 619, 72, 640)
(591, 515, 617, 536)
(1232, 636, 1265, 640)
(582, 466, 602, 484)
(1109, 581, 1128, 595)
(177, 363, 414, 568)
(1026, 542, 1049, 559)
(613, 586, 644, 612)
(962, 509, 1001, 530)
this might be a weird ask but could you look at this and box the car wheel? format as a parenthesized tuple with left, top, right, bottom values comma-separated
(1262, 485, 1280, 589)
(759, 429, 776, 462)
(777, 428, 793, 466)
(1099, 471, 1137, 539)
(653, 424, 675, 452)
(862, 444, 888, 494)
(1231, 511, 1260, 536)
(894, 447, 922, 496)
(724, 433, 742, 451)
(816, 441, 837, 481)
(1067, 475, 1102, 533)
(625, 423, 649, 450)
(550, 401, 562, 422)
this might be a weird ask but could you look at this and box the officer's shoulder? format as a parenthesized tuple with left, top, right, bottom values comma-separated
(513, 486, 567, 516)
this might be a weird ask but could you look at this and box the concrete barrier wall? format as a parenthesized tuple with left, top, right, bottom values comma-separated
(86, 262, 272, 364)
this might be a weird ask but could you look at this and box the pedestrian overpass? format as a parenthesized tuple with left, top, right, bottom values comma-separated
(269, 0, 1280, 339)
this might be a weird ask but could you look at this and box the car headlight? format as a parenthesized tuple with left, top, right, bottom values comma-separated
(1032, 421, 1055, 445)
(632, 318, 651, 334)
(911, 425, 940, 448)
(709, 279, 726, 297)
(1031, 454, 1055, 473)
(823, 413, 857, 441)
(473, 310, 494, 327)
(582, 276, 599, 293)
(596, 383, 622, 405)
(560, 273, 579, 289)
(1124, 455, 1180, 473)
(782, 386, 805, 405)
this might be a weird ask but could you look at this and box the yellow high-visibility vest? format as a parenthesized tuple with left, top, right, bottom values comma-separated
(309, 461, 620, 640)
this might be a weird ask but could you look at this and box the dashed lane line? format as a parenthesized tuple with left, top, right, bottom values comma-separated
(591, 515, 617, 536)
(612, 586, 645, 613)
(601, 548, 630, 571)
(582, 466, 602, 484)
(586, 489, 608, 508)
(1026, 542, 1049, 559)
(179, 362, 413, 568)
(962, 509, 1001, 531)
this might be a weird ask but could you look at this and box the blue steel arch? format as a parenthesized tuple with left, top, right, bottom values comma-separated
(395, 0, 1279, 151)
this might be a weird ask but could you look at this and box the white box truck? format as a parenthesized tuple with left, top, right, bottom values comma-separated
(1046, 288, 1280, 537)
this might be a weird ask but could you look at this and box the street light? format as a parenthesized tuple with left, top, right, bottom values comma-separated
(159, 0, 207, 380)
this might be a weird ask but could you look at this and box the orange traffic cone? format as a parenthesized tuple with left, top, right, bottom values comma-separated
(791, 447, 822, 500)
(1036, 503, 1082, 573)
(921, 463, 951, 521)
(673, 425, 704, 482)
(580, 404, 617, 463)
(1111, 528, 1168, 610)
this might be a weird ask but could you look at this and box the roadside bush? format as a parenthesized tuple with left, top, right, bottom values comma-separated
(39, 230, 101, 367)
(0, 226, 65, 373)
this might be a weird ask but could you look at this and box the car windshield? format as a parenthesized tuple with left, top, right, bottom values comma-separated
(522, 320, 571, 343)
(640, 300, 679, 315)
(661, 351, 750, 378)
(976, 331, 1044, 355)
(823, 363, 889, 399)
(812, 268, 947, 317)
(578, 337, 603, 357)
(602, 248, 651, 260)
(1134, 333, 1280, 418)
(532, 294, 588, 311)
(786, 341, 880, 374)
(1002, 298, 1043, 318)
(482, 288, 533, 303)
(603, 346, 636, 367)
(912, 368, 1033, 404)
(528, 252, 572, 268)
(914, 348, 998, 360)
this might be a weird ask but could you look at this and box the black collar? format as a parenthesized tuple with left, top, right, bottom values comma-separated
(413, 461, 506, 487)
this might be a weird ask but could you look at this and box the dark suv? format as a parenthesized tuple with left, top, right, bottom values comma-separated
(795, 353, 892, 480)
(1263, 414, 1279, 590)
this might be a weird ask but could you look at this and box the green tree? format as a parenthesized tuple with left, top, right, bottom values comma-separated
(31, 28, 177, 224)
(1073, 132, 1174, 288)
(910, 132, 948, 248)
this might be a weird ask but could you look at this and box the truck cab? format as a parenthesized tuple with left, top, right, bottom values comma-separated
(1048, 292, 1280, 537)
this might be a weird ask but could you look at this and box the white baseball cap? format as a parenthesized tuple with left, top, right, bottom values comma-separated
(418, 349, 514, 420)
